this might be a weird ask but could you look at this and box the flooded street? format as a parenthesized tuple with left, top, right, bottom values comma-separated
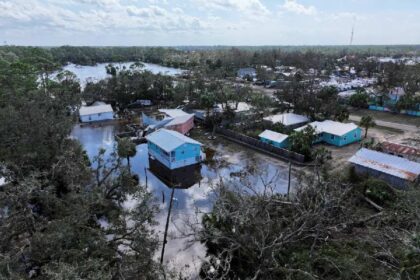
(71, 123, 297, 276)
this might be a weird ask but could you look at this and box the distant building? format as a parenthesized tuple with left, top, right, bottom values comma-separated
(263, 113, 309, 129)
(295, 120, 362, 147)
(349, 148, 420, 188)
(380, 141, 420, 163)
(142, 109, 195, 135)
(216, 102, 252, 114)
(146, 129, 203, 170)
(259, 130, 289, 148)
(128, 99, 152, 108)
(237, 68, 256, 80)
(79, 102, 114, 123)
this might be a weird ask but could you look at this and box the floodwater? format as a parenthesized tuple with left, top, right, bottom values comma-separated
(58, 62, 185, 87)
(71, 123, 297, 277)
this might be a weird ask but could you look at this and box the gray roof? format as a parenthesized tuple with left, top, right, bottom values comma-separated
(79, 104, 113, 116)
(264, 113, 309, 126)
(295, 120, 359, 137)
(348, 148, 420, 181)
(259, 130, 288, 143)
(145, 129, 202, 152)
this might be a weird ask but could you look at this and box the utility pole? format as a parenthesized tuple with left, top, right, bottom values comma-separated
(287, 161, 292, 199)
(160, 187, 176, 264)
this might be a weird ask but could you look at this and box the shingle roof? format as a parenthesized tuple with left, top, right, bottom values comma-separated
(264, 113, 309, 126)
(145, 129, 202, 152)
(348, 148, 420, 181)
(259, 130, 288, 143)
(79, 104, 113, 116)
(295, 120, 359, 137)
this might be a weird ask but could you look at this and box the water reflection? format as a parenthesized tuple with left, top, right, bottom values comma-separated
(148, 157, 202, 189)
(71, 123, 297, 276)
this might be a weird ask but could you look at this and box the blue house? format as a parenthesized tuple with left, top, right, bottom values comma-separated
(146, 129, 203, 170)
(295, 120, 362, 147)
(79, 103, 114, 123)
(259, 130, 288, 148)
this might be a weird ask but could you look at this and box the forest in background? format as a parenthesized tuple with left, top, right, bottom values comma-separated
(0, 46, 419, 279)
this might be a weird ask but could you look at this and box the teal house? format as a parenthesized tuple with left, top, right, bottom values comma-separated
(259, 130, 289, 148)
(146, 129, 203, 170)
(295, 120, 362, 147)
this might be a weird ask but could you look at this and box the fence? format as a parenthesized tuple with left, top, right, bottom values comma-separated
(215, 127, 306, 163)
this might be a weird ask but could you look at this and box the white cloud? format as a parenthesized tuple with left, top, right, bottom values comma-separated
(196, 0, 270, 17)
(281, 0, 317, 16)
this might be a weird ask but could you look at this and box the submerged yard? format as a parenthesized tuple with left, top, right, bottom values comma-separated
(71, 123, 299, 275)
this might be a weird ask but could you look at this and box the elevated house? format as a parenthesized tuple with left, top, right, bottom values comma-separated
(380, 141, 420, 163)
(295, 120, 362, 147)
(263, 113, 309, 129)
(142, 109, 195, 135)
(146, 129, 203, 170)
(79, 102, 114, 123)
(348, 148, 420, 189)
(259, 130, 288, 148)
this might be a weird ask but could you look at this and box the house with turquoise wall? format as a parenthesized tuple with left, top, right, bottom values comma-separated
(295, 120, 362, 147)
(146, 129, 203, 170)
(259, 130, 288, 148)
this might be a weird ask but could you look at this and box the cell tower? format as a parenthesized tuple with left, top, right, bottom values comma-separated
(349, 17, 356, 45)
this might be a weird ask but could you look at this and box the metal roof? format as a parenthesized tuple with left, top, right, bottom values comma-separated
(348, 148, 420, 181)
(159, 109, 190, 118)
(264, 113, 309, 126)
(164, 114, 194, 126)
(79, 104, 113, 116)
(381, 141, 420, 158)
(295, 120, 359, 137)
(146, 129, 202, 152)
(259, 130, 288, 143)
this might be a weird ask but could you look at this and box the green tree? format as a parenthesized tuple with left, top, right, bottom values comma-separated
(349, 90, 369, 108)
(117, 137, 137, 174)
(288, 125, 317, 160)
(360, 115, 376, 138)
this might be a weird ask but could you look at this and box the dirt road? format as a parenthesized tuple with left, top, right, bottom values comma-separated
(349, 115, 419, 132)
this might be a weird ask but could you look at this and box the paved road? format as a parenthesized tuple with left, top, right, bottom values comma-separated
(349, 115, 419, 132)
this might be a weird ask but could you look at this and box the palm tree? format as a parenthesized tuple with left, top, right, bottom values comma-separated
(360, 115, 376, 138)
(117, 138, 137, 174)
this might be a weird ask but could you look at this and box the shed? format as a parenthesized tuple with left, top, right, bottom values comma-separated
(79, 103, 114, 123)
(259, 130, 289, 148)
(263, 113, 309, 129)
(146, 129, 203, 170)
(380, 141, 420, 162)
(348, 148, 420, 188)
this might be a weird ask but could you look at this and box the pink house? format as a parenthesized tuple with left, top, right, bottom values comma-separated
(163, 114, 195, 134)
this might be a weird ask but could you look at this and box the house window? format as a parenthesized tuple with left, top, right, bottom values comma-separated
(98, 113, 102, 116)
(343, 137, 347, 141)
(171, 151, 175, 157)
(354, 133, 357, 138)
(330, 135, 334, 140)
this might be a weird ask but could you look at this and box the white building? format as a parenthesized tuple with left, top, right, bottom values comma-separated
(264, 113, 309, 128)
(79, 102, 114, 123)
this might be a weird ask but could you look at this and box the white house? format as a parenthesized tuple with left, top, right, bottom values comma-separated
(79, 102, 114, 123)
(263, 113, 309, 128)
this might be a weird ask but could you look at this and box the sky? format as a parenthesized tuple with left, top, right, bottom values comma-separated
(0, 0, 419, 46)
